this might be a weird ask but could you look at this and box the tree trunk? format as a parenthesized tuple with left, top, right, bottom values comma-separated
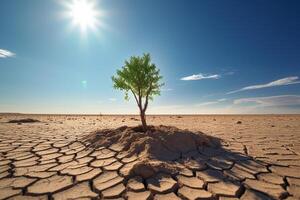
(140, 110, 147, 132)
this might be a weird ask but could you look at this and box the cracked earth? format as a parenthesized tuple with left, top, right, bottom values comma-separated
(0, 114, 299, 200)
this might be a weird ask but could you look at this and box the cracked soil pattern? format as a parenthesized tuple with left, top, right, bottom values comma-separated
(0, 114, 299, 200)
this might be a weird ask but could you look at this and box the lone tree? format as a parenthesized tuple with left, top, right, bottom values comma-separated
(112, 53, 164, 131)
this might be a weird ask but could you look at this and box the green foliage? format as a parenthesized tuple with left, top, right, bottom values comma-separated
(112, 53, 164, 113)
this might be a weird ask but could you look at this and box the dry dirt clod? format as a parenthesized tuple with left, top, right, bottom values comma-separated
(8, 118, 40, 123)
(84, 125, 218, 179)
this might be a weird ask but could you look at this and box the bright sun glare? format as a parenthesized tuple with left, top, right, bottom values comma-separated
(66, 0, 101, 33)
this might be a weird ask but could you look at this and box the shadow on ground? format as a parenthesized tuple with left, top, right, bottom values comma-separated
(83, 125, 291, 200)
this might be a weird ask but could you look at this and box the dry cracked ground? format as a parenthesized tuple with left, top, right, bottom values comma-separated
(0, 114, 299, 200)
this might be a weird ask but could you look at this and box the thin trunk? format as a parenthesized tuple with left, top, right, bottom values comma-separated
(140, 110, 147, 131)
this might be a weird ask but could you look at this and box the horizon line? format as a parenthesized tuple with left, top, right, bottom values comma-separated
(1, 112, 299, 116)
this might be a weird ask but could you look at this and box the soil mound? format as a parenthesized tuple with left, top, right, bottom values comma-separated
(8, 118, 40, 123)
(84, 125, 219, 178)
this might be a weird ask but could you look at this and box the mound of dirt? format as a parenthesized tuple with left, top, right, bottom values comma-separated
(84, 125, 220, 178)
(8, 118, 40, 123)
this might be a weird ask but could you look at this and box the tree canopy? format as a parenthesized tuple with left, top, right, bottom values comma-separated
(112, 53, 164, 130)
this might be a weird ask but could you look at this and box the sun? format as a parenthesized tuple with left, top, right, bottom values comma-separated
(65, 0, 101, 33)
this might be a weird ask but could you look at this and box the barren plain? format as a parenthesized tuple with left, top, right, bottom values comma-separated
(0, 114, 299, 200)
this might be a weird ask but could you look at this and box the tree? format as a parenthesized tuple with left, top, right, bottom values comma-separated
(112, 53, 164, 131)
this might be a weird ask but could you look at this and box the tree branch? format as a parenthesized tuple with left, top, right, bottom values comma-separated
(142, 81, 153, 113)
(130, 89, 140, 108)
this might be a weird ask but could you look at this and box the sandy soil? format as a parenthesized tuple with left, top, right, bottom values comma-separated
(0, 114, 299, 199)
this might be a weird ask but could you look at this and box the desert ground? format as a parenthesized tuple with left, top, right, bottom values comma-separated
(0, 114, 299, 200)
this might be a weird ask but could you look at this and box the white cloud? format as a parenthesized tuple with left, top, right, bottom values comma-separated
(180, 73, 220, 81)
(148, 103, 245, 114)
(196, 98, 227, 106)
(196, 101, 219, 106)
(109, 98, 116, 101)
(0, 49, 15, 58)
(228, 76, 300, 94)
(234, 95, 300, 106)
(161, 88, 173, 91)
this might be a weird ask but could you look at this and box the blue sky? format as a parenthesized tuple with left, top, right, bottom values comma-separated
(1, 0, 300, 114)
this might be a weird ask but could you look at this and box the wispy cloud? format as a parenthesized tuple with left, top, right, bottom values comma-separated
(147, 96, 300, 114)
(109, 98, 117, 101)
(161, 88, 173, 91)
(196, 98, 227, 106)
(0, 49, 15, 58)
(180, 73, 220, 81)
(234, 95, 300, 106)
(228, 76, 300, 94)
